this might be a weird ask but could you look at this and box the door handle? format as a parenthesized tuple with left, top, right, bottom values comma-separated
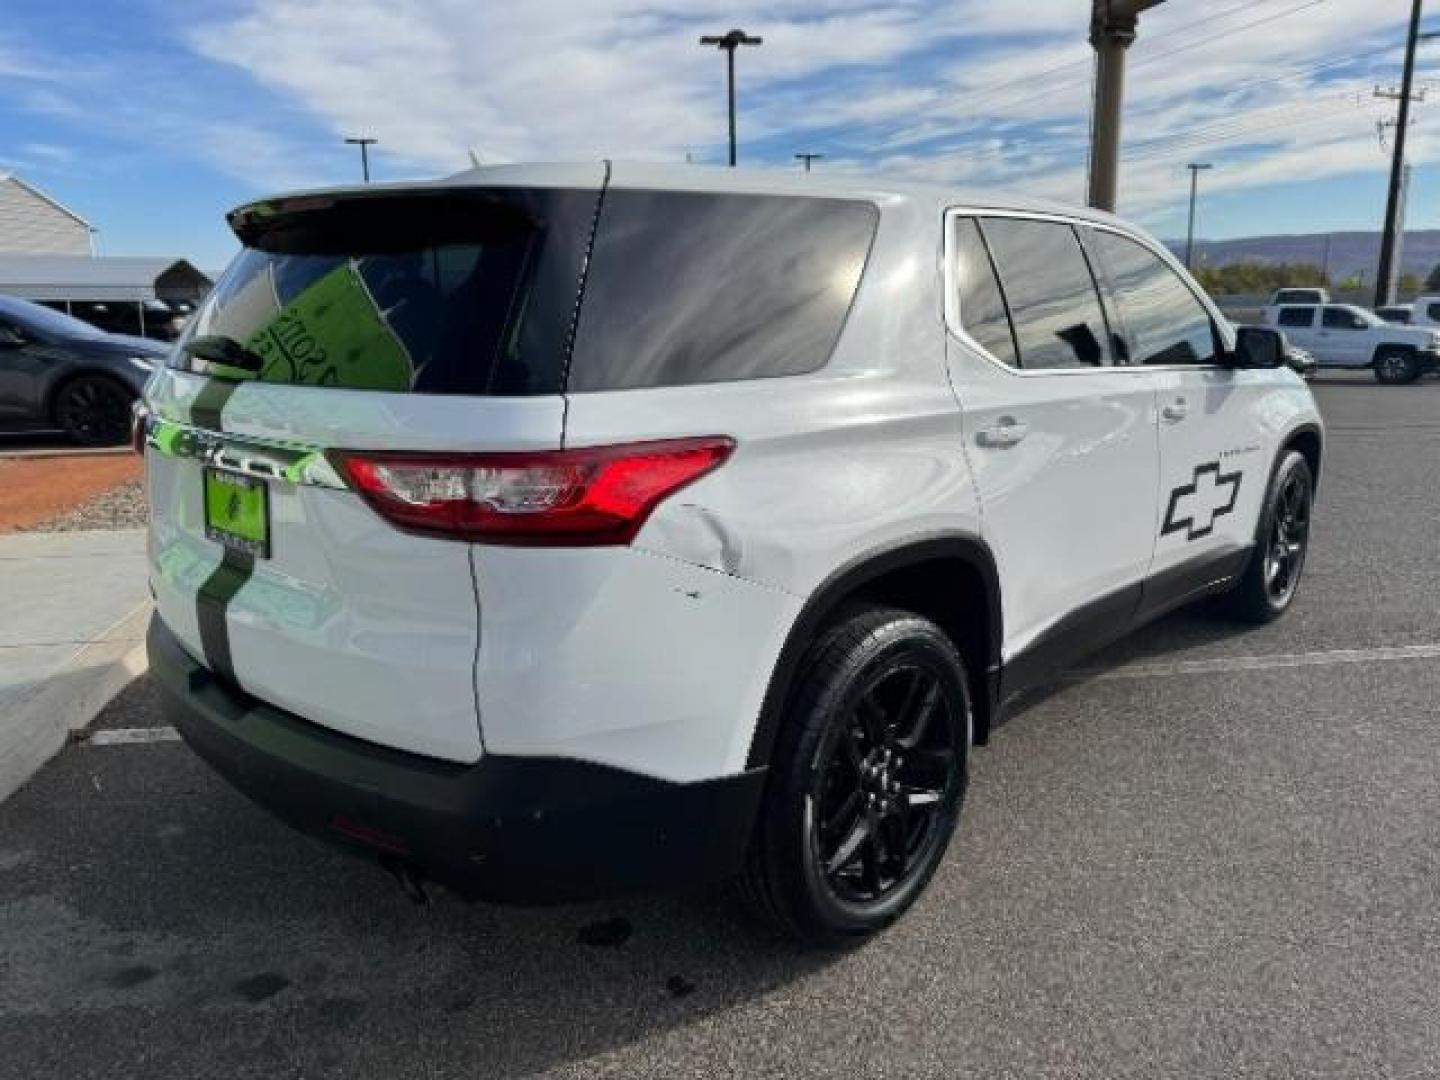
(1161, 399, 1190, 423)
(977, 417, 1029, 448)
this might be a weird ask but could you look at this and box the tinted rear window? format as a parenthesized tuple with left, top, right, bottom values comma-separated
(1277, 307, 1314, 328)
(567, 191, 877, 391)
(176, 188, 598, 395)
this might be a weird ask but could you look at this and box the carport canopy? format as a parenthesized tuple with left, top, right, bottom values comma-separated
(0, 254, 213, 304)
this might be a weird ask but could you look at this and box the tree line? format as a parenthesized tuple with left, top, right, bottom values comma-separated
(1193, 261, 1440, 297)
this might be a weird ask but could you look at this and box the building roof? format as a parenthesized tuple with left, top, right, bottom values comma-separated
(0, 254, 213, 302)
(0, 172, 95, 231)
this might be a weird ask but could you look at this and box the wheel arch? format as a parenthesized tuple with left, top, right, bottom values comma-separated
(1281, 422, 1323, 490)
(745, 534, 1003, 770)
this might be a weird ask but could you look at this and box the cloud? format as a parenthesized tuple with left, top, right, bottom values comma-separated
(1, 0, 1431, 241)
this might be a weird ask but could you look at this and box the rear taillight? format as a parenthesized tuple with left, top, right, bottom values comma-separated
(333, 437, 734, 546)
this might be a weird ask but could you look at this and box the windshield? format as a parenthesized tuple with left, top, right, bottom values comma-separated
(2, 299, 107, 340)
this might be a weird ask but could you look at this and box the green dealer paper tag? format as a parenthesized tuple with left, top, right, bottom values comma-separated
(208, 263, 415, 391)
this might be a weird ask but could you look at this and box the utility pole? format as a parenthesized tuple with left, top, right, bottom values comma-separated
(699, 29, 763, 167)
(344, 137, 377, 183)
(1321, 234, 1333, 283)
(795, 152, 824, 172)
(1184, 163, 1213, 270)
(1374, 0, 1427, 306)
(1088, 0, 1167, 211)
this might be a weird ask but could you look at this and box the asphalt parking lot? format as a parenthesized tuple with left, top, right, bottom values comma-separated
(3, 372, 1438, 1079)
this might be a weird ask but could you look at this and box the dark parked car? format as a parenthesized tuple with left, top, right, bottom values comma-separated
(0, 295, 168, 444)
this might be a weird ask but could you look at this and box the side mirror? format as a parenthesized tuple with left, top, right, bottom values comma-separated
(1229, 326, 1285, 370)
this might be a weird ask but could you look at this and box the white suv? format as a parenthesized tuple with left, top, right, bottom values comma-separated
(141, 164, 1322, 943)
(1266, 303, 1440, 383)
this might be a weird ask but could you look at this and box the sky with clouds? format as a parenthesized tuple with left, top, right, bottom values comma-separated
(3, 0, 1439, 271)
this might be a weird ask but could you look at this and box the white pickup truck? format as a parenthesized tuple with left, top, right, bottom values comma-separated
(1265, 302, 1440, 384)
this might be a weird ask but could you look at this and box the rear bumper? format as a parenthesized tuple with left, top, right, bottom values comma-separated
(148, 615, 766, 903)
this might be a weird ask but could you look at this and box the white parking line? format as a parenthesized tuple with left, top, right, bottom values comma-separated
(87, 726, 182, 746)
(1078, 643, 1440, 682)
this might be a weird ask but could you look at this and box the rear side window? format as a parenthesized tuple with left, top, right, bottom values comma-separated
(567, 191, 877, 391)
(1089, 230, 1218, 366)
(952, 217, 1019, 368)
(980, 218, 1114, 370)
(176, 188, 598, 395)
(1427, 303, 1440, 321)
(1278, 307, 1315, 328)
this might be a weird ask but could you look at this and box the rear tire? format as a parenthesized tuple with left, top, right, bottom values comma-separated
(1373, 347, 1420, 385)
(743, 605, 971, 946)
(1224, 450, 1313, 624)
(53, 375, 134, 445)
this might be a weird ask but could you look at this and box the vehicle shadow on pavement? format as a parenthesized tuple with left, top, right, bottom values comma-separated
(0, 678, 839, 1078)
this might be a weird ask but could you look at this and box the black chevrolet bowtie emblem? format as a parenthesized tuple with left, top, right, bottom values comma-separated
(1162, 462, 1242, 541)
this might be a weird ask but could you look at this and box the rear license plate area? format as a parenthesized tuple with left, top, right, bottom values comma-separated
(203, 468, 270, 558)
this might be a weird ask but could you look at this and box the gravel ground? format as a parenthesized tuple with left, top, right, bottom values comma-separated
(21, 479, 148, 533)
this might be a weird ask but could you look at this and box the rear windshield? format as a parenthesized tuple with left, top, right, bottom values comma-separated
(568, 191, 878, 391)
(174, 188, 598, 395)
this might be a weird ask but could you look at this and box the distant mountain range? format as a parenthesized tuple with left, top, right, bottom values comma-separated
(1162, 231, 1440, 285)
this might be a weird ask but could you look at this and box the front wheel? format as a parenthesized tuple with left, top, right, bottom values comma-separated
(53, 375, 134, 445)
(743, 605, 971, 946)
(1374, 348, 1420, 385)
(1225, 451, 1313, 623)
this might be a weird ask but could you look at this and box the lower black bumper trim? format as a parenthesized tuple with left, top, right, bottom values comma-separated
(148, 616, 766, 903)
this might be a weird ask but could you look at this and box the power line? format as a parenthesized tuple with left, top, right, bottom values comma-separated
(1128, 0, 1331, 74)
(954, 0, 1329, 124)
(1126, 88, 1372, 155)
(952, 0, 1301, 117)
(1126, 99, 1381, 161)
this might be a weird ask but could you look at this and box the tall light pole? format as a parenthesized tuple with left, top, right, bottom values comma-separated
(344, 137, 377, 183)
(1185, 163, 1213, 271)
(699, 29, 762, 166)
(1088, 0, 1167, 211)
(795, 152, 824, 172)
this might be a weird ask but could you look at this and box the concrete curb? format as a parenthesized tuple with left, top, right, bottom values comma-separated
(0, 446, 133, 460)
(0, 601, 150, 804)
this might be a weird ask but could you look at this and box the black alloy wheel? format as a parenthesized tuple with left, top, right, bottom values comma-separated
(1263, 461, 1312, 609)
(744, 605, 971, 945)
(811, 662, 959, 905)
(54, 376, 134, 446)
(1226, 450, 1314, 623)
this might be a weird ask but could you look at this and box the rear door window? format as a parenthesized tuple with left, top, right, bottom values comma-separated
(176, 188, 599, 395)
(1277, 307, 1316, 328)
(567, 191, 877, 391)
(978, 218, 1115, 370)
(952, 217, 1019, 368)
(1088, 229, 1219, 366)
